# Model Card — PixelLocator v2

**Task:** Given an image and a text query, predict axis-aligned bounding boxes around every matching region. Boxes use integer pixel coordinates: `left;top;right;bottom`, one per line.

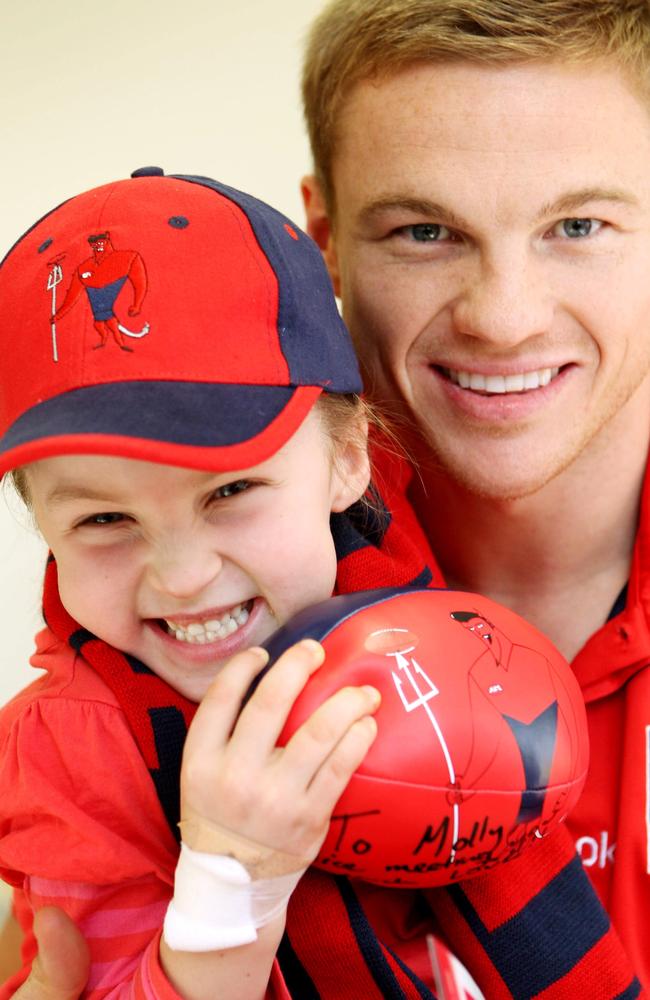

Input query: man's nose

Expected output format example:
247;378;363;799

451;250;552;349
148;538;224;600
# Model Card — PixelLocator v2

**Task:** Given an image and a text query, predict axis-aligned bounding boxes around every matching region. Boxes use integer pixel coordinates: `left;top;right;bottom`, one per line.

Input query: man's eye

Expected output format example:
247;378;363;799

552;218;602;239
406;223;451;242
80;512;125;526
213;479;251;499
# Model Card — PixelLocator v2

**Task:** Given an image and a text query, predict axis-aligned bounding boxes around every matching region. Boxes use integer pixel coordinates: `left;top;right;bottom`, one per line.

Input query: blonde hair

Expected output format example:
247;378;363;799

303;0;650;208
8;468;29;506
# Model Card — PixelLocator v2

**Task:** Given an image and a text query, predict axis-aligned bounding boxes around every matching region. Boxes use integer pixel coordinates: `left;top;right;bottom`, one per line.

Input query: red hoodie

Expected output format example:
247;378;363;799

390;433;650;990
565;461;650;989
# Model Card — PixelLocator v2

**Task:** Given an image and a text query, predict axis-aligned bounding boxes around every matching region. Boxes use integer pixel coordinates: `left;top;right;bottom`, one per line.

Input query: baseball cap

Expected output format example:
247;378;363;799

0;167;362;476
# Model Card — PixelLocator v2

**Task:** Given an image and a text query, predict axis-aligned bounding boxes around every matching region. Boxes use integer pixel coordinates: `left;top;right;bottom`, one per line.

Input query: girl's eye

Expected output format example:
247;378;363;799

551;218;603;239
405;223;452;242
213;479;251;499
79;512;125;526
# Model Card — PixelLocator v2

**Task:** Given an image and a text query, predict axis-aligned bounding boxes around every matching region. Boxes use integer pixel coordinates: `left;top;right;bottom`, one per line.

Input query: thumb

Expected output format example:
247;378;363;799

18;907;89;1000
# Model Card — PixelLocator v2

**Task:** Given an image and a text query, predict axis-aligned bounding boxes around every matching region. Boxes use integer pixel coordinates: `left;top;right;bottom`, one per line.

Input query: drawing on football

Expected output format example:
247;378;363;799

261;587;589;887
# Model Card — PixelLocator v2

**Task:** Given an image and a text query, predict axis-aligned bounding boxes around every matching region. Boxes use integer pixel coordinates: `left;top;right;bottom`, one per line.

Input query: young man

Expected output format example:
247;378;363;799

300;0;650;987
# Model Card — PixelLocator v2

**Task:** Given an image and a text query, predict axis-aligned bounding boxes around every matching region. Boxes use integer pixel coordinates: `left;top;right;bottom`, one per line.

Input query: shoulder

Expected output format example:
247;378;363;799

113;248;140;266
0;627;144;785
1;626;121;725
76;256;94;275
369;431;441;575
0;631;177;884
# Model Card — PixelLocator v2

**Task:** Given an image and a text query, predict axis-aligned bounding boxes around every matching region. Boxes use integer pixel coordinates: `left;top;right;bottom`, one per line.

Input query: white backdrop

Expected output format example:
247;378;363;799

0;0;327;707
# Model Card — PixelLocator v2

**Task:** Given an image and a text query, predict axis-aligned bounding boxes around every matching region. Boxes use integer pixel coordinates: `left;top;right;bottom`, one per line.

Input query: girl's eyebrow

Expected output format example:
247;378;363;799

45;484;122;506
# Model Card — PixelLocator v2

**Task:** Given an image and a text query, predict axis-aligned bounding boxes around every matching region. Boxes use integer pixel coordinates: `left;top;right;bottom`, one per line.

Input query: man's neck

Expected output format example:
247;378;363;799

409;406;650;662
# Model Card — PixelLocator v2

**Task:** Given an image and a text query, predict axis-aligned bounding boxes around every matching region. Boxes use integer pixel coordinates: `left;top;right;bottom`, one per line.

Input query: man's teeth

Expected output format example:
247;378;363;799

446;367;560;393
163;603;250;644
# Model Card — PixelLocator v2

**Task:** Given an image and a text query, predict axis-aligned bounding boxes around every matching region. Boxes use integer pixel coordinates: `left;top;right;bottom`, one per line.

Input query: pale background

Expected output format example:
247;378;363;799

0;0;325;920
0;0;327;706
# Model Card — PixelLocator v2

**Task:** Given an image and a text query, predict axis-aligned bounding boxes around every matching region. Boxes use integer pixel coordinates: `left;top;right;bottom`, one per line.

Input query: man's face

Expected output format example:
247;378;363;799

305;61;650;499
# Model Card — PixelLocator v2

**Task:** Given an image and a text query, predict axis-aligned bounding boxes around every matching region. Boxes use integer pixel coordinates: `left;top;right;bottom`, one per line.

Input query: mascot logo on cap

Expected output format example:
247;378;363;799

45;233;150;362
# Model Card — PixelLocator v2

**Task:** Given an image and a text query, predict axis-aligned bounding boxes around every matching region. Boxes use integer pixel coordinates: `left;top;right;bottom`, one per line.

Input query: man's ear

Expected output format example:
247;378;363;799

330;417;371;513
301;175;341;296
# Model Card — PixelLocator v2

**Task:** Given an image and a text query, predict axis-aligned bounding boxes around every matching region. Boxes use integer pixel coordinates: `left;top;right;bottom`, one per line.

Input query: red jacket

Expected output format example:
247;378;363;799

566;463;650;989
352;437;650;990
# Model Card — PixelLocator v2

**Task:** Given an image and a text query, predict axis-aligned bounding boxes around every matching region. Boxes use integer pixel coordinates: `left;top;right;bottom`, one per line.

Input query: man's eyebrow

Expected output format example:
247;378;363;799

356;188;640;232
537;187;640;220
357;196;471;231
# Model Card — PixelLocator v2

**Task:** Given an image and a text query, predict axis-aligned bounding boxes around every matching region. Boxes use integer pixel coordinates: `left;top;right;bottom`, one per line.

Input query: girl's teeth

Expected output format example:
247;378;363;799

164;603;250;643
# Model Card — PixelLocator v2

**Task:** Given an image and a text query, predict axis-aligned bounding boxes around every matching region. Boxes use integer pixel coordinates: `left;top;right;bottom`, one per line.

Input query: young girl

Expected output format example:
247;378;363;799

0;171;640;1000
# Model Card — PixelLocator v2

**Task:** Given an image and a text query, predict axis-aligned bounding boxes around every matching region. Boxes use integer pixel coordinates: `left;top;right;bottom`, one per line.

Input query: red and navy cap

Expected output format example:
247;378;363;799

0;167;362;476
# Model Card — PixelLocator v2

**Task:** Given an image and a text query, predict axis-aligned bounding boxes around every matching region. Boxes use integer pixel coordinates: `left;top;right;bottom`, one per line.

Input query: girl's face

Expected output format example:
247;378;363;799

26;410;369;701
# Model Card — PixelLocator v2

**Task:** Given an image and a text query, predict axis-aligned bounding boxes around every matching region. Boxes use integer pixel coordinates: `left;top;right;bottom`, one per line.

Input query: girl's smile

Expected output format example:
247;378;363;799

26;409;369;701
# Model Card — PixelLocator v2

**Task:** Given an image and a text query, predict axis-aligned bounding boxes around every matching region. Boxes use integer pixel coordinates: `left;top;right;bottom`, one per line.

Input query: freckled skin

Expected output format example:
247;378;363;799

306;61;650;501
26;411;368;701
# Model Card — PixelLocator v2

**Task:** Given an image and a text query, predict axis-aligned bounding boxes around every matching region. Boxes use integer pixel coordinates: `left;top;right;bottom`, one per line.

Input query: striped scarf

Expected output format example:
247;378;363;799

41;449;642;1000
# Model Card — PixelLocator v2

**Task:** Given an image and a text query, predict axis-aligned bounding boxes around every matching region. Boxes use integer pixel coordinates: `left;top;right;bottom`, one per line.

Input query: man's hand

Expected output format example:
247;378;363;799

14;908;89;1000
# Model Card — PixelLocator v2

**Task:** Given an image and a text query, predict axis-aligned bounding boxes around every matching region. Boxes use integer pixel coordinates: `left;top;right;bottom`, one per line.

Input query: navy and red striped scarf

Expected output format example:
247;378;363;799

41;450;641;1000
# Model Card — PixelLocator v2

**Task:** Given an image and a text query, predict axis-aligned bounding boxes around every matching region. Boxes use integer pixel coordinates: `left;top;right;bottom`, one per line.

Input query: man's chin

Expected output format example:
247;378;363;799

413;434;569;504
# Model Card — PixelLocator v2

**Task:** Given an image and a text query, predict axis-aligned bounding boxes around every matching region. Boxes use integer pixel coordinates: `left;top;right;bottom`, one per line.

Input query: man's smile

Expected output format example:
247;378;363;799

439;365;561;395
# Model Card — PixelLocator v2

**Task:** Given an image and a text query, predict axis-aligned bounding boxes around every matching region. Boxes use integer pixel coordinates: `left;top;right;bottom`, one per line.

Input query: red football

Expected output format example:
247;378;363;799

263;587;589;888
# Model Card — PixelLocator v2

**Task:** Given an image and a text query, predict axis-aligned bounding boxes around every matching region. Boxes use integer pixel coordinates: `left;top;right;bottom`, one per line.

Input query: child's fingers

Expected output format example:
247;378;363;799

306;714;379;816
183;646;270;759
182;641;326;827
279;684;381;790
233;639;326;761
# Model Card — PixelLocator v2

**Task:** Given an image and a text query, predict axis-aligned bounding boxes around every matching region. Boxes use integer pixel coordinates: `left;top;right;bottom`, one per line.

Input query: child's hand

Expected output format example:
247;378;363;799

179;640;380;875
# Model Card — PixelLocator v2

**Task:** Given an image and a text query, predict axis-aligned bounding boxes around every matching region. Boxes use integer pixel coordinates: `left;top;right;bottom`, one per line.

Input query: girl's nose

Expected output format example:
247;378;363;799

148;541;224;601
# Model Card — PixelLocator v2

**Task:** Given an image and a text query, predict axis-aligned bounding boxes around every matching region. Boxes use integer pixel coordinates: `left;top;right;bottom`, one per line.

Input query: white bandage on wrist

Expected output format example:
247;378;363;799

179;814;310;878
163;842;304;952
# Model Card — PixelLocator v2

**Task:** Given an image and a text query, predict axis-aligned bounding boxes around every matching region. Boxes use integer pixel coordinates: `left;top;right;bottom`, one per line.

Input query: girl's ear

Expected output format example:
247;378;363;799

330;416;371;513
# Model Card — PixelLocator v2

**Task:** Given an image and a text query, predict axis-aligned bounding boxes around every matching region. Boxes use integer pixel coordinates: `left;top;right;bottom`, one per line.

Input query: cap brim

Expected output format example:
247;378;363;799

0;381;323;475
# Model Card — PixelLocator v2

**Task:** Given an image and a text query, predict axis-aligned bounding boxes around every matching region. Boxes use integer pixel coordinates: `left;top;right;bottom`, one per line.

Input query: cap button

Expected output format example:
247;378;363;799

130;166;165;178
